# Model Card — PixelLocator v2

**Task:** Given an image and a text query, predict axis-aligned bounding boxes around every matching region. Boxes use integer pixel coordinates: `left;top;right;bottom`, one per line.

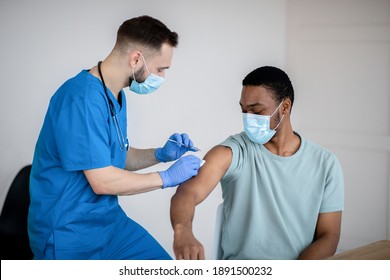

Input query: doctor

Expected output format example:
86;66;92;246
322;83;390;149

28;15;201;259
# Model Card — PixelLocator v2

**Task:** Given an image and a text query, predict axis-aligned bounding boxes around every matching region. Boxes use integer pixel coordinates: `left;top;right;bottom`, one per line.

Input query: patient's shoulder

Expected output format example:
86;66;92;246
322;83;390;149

203;145;232;170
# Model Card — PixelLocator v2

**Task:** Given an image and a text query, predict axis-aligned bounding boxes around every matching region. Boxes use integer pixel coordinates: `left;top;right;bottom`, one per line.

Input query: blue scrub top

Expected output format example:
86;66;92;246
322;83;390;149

29;70;128;257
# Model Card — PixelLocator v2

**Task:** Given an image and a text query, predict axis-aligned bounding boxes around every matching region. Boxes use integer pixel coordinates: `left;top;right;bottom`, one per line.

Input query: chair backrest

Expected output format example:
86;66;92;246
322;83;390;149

211;202;224;259
0;165;33;259
1;165;32;223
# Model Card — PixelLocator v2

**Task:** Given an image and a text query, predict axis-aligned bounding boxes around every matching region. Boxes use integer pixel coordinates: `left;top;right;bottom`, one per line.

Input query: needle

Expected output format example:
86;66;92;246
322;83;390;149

168;139;201;152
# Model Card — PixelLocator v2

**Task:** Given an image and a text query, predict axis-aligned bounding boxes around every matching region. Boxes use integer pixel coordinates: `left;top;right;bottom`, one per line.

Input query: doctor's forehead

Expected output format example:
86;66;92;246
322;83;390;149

147;46;173;70
152;43;173;60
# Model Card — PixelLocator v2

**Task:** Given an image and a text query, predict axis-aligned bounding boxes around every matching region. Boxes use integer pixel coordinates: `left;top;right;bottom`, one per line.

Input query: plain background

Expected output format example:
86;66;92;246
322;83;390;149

1;0;389;259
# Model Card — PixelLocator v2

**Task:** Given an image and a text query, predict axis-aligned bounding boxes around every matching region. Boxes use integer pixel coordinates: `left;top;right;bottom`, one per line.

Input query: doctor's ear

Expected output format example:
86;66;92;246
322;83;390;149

129;51;142;67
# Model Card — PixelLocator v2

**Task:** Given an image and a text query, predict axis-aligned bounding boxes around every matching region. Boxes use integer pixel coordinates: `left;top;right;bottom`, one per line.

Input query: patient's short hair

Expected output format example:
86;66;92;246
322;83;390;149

242;66;294;109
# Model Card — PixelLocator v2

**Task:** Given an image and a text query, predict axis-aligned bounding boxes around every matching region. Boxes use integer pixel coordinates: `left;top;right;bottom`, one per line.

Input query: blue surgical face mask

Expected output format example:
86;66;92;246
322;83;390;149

129;54;165;94
243;101;284;144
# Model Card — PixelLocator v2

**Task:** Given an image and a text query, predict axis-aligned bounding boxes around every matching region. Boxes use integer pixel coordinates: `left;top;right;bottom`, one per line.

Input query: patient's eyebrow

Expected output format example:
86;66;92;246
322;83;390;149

239;101;265;109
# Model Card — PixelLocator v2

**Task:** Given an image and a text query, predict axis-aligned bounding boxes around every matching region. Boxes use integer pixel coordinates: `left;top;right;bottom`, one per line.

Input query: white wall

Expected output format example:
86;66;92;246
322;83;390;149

0;0;286;259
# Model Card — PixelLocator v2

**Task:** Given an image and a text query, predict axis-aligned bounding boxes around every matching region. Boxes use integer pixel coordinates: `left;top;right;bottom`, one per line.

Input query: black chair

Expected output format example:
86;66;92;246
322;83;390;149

0;165;33;259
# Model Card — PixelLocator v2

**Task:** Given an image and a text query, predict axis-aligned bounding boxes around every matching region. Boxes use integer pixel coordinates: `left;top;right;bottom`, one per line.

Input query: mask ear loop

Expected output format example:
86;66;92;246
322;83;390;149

140;53;151;75
270;100;284;117
271;100;285;131
131;67;137;83
130;52;150;83
273;114;285;131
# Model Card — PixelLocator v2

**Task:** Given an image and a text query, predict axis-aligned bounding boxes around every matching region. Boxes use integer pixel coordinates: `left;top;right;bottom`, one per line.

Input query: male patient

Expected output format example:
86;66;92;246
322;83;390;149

170;66;344;260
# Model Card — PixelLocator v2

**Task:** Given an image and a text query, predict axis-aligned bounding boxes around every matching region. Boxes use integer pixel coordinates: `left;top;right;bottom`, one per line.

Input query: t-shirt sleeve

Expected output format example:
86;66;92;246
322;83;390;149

53;97;112;171
219;134;245;181
320;154;345;213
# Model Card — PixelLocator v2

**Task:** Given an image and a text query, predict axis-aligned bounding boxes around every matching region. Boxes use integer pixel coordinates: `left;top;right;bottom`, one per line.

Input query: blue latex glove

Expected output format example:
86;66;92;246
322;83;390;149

159;155;201;188
155;133;198;162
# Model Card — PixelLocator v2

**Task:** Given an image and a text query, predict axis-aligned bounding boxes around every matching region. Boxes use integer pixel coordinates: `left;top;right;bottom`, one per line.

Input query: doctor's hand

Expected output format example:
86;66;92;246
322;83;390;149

155;133;198;163
159;155;201;188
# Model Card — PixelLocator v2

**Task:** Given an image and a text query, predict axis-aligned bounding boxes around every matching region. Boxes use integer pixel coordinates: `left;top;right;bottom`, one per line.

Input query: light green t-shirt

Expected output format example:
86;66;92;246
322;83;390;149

219;132;344;260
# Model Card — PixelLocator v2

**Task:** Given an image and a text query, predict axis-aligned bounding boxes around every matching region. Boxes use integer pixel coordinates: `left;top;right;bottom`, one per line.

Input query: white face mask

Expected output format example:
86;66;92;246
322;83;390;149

243;101;284;144
129;54;165;94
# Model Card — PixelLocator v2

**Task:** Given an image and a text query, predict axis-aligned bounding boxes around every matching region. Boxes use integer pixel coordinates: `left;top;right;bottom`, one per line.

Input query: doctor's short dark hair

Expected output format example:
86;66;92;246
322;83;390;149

242;66;294;109
116;15;179;52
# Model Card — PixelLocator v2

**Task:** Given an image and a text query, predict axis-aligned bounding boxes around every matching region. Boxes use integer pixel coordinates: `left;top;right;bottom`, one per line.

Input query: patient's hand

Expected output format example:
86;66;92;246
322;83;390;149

173;230;205;260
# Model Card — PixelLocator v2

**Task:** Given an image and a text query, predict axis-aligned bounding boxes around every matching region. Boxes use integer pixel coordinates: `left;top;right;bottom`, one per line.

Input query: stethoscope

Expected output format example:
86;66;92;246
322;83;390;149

97;61;129;151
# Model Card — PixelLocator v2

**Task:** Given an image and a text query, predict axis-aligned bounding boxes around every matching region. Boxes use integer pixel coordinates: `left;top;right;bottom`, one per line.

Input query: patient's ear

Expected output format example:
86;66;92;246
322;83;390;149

282;99;292;114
